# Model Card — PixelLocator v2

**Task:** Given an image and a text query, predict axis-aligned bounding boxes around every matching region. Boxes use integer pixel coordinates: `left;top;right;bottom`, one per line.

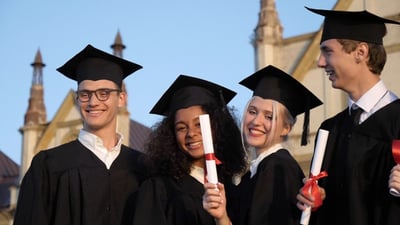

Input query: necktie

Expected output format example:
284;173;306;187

350;106;363;126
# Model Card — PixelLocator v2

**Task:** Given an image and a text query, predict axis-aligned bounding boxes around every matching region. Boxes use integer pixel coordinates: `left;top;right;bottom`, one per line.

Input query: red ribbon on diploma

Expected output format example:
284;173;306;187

393;140;400;164
205;153;222;164
301;171;328;211
204;153;221;183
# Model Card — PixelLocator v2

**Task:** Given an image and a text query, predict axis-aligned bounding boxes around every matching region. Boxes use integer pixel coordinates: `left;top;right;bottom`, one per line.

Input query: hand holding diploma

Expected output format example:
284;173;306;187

199;114;220;184
300;129;329;225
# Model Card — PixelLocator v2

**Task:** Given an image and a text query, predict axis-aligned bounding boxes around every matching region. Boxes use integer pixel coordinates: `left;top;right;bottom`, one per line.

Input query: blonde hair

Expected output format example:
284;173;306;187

240;96;296;160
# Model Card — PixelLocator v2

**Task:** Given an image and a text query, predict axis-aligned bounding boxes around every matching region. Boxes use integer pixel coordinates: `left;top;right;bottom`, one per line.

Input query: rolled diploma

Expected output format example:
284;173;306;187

199;114;219;184
300;129;329;225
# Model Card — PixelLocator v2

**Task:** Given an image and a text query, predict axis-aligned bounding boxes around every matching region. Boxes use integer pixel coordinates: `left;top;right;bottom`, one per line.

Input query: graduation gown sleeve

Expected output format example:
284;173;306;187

13;150;50;225
234;149;304;225
133;175;215;225
310;100;400;225
132;177;169;225
13;140;154;225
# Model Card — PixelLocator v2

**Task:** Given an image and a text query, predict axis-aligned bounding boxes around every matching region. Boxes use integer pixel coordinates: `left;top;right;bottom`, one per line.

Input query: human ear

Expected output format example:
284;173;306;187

355;42;368;63
118;91;127;107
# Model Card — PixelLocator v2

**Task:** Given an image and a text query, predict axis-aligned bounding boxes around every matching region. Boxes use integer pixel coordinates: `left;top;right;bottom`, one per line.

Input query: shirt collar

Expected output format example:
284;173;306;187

78;129;123;152
250;143;283;178
348;80;387;113
190;165;205;184
78;130;124;169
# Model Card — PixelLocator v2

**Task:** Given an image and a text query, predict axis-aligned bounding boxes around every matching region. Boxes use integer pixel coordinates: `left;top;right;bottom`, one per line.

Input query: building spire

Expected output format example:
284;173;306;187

111;29;126;58
31;49;45;85
256;0;282;37
252;0;284;69
111;31;131;146
24;48;47;125
110;30;129;110
111;30;127;93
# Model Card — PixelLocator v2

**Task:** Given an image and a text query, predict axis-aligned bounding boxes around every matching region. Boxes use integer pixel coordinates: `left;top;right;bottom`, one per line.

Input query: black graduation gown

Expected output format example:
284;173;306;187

13;140;154;225
230;149;304;225
133;174;216;225
309;100;400;225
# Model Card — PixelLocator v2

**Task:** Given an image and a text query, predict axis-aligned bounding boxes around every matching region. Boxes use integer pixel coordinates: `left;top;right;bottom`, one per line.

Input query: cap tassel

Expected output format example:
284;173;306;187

301;98;311;146
301;109;310;146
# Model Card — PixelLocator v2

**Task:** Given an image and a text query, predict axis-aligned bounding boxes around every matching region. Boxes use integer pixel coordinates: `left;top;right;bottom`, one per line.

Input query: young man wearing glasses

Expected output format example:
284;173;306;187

13;44;155;225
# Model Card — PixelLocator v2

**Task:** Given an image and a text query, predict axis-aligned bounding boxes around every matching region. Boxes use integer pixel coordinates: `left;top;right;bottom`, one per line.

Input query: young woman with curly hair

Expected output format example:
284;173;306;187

133;74;247;225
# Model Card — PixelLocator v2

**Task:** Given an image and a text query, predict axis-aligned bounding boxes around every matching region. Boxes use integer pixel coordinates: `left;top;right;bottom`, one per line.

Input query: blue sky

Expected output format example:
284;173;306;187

0;0;336;163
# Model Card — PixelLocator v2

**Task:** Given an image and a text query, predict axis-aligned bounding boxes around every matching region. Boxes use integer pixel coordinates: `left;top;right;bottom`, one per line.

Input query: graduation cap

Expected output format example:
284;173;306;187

239;65;323;146
306;7;400;44
56;44;142;88
150;75;236;116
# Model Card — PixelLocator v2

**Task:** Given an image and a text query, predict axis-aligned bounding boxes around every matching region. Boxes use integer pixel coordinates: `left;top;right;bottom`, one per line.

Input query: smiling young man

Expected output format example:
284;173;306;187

296;7;400;225
13;44;155;225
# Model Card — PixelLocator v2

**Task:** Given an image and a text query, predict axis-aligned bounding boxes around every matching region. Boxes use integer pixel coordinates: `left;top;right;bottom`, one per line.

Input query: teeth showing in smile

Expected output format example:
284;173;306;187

250;128;265;135
326;71;333;76
87;110;103;115
188;141;202;147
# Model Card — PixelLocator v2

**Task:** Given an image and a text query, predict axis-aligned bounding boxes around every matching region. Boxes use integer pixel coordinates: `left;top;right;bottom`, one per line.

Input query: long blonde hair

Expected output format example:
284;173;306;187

240;96;296;160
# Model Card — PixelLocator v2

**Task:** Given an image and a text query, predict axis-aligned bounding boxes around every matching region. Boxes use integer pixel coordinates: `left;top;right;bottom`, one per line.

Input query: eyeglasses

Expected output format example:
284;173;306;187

76;88;121;102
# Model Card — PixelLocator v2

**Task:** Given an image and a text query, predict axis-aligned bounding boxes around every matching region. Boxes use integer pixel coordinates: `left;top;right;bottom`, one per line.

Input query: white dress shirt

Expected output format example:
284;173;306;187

190;165;205;184
78;129;123;169
349;80;398;124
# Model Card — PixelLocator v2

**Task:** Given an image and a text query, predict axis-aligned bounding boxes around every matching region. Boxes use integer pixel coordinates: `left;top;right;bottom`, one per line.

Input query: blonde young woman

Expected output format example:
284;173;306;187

203;65;322;225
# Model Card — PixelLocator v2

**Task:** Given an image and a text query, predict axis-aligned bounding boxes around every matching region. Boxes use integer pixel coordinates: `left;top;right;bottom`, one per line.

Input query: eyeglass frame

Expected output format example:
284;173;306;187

76;88;122;102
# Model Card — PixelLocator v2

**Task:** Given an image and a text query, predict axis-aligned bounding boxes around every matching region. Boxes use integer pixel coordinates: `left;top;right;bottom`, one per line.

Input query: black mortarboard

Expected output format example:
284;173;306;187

306;7;400;44
239;65;323;145
56;44;142;88
150;75;236;116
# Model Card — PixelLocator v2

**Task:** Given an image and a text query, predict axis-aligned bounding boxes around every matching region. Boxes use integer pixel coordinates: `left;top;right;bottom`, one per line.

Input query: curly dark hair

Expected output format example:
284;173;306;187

144;103;247;181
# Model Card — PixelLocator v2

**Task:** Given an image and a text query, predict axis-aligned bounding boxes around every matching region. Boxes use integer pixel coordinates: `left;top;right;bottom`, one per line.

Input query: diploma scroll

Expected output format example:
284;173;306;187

390;140;400;197
300;129;329;225
199;114;219;184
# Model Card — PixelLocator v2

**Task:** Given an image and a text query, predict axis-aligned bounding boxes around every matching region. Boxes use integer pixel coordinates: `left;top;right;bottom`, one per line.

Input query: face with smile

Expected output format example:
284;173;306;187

243;97;290;154
318;39;361;92
77;79;124;135
174;105;205;167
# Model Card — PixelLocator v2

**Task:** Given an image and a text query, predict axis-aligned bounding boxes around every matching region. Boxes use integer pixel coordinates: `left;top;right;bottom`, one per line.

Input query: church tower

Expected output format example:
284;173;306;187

111;30;131;147
253;0;283;70
20;49;47;175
